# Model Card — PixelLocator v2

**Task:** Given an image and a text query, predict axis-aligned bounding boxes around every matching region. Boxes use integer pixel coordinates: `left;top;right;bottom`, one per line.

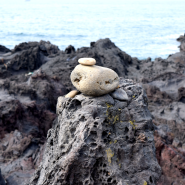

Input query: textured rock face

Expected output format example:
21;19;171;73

0;130;46;185
0;169;6;185
126;36;185;184
1;35;185;184
71;64;119;96
28;78;161;185
0;41;66;184
0;38;132;184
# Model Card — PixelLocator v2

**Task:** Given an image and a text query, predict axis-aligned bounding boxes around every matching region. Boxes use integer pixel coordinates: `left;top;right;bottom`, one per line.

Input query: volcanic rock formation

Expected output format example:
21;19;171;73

28;78;161;185
0;41;67;185
126;35;185;185
0;35;185;185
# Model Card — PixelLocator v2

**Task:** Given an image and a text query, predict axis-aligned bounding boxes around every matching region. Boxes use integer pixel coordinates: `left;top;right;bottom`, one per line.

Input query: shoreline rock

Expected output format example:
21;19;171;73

0;35;185;184
28;78;161;185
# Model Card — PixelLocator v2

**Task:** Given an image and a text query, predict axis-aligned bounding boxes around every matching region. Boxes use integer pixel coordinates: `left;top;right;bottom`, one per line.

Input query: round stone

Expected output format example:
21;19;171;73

110;88;128;101
65;90;79;98
70;64;119;96
78;58;96;66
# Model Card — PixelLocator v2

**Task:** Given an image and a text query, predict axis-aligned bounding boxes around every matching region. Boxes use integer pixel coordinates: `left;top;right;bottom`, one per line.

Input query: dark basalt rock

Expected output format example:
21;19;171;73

0;38;132;185
1;35;185;184
0;40;59;78
28;78;161;185
125;35;185;184
65;45;76;54
0;169;6;185
0;45;11;53
0;41;67;184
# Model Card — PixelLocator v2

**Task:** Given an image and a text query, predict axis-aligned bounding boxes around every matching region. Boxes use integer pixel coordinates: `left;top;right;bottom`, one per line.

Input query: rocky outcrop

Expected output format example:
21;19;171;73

0;40;59;78
0;45;11;53
0;41;67;184
155;130;185;185
0;130;45;185
28;78;161;185
125;35;185;184
0;38;132;185
1;35;185;184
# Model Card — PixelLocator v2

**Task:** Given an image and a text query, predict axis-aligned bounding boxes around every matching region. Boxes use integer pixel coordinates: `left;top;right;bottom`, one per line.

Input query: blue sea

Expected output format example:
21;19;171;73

0;0;185;59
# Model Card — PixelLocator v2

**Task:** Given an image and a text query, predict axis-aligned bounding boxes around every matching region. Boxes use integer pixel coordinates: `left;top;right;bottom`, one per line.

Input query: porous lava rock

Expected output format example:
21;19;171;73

125;35;185;184
0;130;45;185
0;41;67;184
1;35;185;184
28;78;161;185
0;38;132;185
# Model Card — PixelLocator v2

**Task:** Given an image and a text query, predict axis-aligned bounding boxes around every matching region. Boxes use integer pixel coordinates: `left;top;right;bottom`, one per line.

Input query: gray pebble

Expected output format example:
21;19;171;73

110;88;128;101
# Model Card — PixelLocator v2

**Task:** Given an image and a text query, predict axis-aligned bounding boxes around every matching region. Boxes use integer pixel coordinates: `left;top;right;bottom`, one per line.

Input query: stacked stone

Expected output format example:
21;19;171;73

68;58;128;101
70;58;119;97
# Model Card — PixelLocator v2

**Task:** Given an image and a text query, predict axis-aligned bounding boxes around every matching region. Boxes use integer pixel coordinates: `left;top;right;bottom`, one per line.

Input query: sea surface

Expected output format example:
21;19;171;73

0;0;185;59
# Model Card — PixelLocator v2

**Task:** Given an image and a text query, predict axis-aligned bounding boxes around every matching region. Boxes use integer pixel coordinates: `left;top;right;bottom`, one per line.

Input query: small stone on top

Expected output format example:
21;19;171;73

78;58;96;66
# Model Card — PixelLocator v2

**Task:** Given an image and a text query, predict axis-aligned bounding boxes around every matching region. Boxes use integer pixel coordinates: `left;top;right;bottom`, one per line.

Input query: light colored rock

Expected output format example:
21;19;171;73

182;143;185;151
78;58;96;66
65;90;78;98
110;88;128;101
172;138;181;148
70;64;119;96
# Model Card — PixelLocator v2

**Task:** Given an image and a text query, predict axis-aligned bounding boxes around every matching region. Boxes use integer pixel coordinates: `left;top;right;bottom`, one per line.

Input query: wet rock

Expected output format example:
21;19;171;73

28;78;161;185
71;64;119;96
110;88;128;101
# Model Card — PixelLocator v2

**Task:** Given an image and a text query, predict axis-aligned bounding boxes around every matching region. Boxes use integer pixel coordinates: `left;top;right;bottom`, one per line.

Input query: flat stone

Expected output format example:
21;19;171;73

70;64;119;96
65;90;78;98
110;88;128;101
78;58;96;66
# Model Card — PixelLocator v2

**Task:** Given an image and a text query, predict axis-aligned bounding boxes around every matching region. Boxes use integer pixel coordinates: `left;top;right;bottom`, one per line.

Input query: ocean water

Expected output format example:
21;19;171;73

0;0;185;59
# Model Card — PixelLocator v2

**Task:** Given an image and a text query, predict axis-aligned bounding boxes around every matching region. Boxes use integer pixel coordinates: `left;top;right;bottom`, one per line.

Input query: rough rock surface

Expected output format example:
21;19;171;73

0;41;67;184
0;38;132;185
126;35;185;184
1;35;185;184
28;78;161;185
